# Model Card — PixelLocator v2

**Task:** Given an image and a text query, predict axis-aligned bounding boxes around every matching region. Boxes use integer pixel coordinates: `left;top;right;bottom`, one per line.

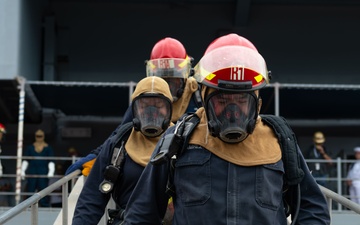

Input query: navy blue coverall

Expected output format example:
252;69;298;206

71;92;202;224
123;126;331;225
72;123;144;224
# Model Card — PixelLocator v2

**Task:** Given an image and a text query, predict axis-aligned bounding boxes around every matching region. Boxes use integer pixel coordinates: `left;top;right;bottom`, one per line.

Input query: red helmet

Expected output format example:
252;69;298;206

150;37;187;59
146;37;192;79
204;33;258;54
0;123;6;134
194;33;269;92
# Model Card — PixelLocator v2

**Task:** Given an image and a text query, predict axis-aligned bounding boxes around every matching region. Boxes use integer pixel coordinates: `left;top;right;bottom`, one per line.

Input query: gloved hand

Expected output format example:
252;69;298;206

65;153;97;175
47;161;55;177
82;157;96;176
21;160;29;180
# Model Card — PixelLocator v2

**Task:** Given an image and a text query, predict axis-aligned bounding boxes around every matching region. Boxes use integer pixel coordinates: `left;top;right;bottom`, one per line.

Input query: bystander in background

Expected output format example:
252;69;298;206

347;146;360;204
303;131;333;187
21;129;55;207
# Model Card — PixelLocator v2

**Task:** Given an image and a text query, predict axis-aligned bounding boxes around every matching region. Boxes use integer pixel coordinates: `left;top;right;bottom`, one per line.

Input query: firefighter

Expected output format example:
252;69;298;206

65;37;202;176
122;33;330;225
72;76;173;225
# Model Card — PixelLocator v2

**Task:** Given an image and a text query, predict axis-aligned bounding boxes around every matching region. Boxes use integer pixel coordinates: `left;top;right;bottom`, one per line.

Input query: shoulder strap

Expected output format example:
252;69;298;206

109;122;133;166
99;122;134;196
178;113;201;153
151;113;200;165
156;113;200;197
260;114;304;185
111;122;134;145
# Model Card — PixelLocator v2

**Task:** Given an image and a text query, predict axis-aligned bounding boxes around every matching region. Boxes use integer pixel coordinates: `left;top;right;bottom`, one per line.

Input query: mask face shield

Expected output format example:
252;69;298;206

132;95;172;137
206;91;258;143
146;58;191;79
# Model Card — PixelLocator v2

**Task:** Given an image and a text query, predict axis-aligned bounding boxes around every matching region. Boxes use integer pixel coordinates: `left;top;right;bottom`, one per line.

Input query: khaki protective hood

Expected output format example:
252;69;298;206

171;77;199;122
189;108;281;166
126;76;174;166
131;76;173;102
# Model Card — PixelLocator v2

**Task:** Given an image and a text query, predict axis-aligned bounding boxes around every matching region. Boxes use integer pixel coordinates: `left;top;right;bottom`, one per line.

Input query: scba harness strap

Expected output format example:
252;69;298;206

99;122;133;225
151;113;200;165
99;122;133;194
260;114;304;186
260;114;304;224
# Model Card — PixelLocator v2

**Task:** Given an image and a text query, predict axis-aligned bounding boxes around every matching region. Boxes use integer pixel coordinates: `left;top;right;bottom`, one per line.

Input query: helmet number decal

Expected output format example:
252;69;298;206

158;59;175;69
230;67;244;80
204;67;266;90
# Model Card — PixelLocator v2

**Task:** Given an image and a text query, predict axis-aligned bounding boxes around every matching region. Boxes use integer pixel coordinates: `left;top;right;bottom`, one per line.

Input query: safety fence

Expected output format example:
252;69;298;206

1;156;359;208
26;80;360;118
0;155;79;207
0;169;81;224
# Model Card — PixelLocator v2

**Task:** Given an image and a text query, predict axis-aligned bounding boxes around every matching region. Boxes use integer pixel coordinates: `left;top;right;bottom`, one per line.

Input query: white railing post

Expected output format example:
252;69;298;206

31;202;39;225
15;76;26;205
62;181;69;225
337;157;343;211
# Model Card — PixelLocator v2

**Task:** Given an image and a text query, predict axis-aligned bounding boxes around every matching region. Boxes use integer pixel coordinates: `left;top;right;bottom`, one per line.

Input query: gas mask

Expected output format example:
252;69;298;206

132;95;172;137
206;91;258;143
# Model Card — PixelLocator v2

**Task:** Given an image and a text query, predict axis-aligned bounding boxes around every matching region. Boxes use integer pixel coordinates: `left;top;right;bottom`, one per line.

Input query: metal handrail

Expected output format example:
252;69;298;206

319;185;360;214
0;170;81;225
1;156;360;224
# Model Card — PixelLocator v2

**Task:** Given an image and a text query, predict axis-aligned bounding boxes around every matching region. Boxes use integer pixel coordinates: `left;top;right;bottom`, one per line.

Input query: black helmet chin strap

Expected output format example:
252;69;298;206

174;79;186;101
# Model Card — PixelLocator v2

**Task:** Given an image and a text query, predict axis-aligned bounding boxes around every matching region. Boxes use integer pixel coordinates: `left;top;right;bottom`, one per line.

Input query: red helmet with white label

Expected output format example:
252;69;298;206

146;37;193;101
146;37;192;79
194;33;269;92
0;123;6;134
